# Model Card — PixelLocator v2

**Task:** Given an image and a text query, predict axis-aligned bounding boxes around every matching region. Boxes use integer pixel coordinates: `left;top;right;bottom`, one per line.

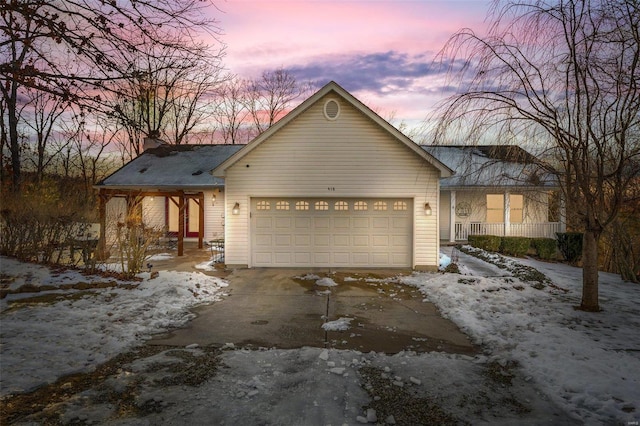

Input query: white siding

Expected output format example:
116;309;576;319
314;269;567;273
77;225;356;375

206;189;226;240
224;95;440;269
106;190;226;244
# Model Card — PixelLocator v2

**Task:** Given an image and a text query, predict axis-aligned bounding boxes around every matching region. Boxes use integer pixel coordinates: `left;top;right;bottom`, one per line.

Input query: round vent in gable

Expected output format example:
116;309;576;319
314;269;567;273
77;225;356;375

323;99;340;120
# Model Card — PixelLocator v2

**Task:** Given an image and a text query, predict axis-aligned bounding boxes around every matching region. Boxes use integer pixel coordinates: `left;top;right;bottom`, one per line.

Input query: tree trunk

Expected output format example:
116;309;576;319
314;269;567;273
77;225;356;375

581;229;601;312
7;81;21;192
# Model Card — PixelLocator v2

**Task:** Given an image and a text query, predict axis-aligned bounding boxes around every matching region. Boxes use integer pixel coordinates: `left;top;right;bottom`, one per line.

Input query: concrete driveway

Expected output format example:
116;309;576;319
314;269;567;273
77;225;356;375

151;268;476;354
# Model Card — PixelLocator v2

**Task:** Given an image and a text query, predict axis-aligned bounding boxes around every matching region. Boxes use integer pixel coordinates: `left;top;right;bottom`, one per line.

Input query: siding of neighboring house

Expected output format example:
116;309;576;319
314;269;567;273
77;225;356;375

223;94;441;269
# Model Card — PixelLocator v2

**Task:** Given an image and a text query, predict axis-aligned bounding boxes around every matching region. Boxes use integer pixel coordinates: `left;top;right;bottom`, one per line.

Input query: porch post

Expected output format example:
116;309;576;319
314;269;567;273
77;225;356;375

178;190;185;256
504;191;511;236
449;191;456;242
96;189;108;260
198;192;205;249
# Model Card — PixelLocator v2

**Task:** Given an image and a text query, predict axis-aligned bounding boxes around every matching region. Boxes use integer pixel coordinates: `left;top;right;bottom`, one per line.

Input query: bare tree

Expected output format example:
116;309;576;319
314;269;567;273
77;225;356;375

215;77;251;144
108;43;225;158
0;0;222;191
20;89;71;182
245;68;312;137
433;0;640;311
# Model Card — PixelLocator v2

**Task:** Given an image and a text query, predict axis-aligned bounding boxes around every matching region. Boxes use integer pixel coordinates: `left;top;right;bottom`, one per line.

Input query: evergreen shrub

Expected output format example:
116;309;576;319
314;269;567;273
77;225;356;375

467;235;501;252
556;232;583;263
532;238;557;260
500;236;531;257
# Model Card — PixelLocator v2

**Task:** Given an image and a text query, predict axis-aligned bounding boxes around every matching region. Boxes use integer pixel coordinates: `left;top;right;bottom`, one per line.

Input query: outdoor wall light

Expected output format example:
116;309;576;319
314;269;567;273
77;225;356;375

232;202;240;215
424;202;432;216
211;193;216;206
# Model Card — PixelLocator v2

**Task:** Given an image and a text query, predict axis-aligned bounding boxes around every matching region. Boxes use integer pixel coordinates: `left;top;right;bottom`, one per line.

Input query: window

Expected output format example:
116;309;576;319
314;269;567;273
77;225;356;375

276;201;290;210
393;201;407;211
510;194;524;223
257;201;270;210
315;201;329;211
486;194;504;223
373;201;387;211
354;201;368;211
295;201;309;211
334;201;349;211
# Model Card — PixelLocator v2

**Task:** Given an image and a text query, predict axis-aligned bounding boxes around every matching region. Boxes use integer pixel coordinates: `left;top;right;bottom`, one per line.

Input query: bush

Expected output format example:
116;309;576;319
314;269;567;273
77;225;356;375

467;234;501;252
532;238;557;260
556;232;583;263
500;236;531;257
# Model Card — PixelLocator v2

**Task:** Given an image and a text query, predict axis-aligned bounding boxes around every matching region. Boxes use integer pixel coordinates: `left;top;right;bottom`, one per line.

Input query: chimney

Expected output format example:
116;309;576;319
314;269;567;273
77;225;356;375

142;137;165;151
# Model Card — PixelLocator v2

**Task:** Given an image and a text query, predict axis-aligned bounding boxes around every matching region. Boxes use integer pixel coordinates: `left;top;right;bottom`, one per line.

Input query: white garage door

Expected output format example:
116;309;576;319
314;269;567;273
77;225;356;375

251;198;413;267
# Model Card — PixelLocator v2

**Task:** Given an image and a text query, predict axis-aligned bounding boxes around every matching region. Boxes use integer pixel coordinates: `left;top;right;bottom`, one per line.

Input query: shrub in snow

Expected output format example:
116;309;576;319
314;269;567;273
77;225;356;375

467;235;501;252
556;232;583;263
499;236;531;257
532;238;557;260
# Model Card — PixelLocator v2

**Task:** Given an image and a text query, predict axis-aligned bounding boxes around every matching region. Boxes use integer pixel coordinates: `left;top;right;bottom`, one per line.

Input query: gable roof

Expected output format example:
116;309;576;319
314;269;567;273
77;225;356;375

96;144;244;189
212;81;453;178
421;145;558;189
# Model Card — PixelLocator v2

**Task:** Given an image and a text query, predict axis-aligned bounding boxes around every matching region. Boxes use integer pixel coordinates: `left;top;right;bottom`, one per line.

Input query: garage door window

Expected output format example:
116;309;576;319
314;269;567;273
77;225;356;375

335;201;349;211
374;201;387;211
315;201;329;210
257;201;271;210
354;201;368;210
276;201;290;210
295;201;310;210
393;201;408;211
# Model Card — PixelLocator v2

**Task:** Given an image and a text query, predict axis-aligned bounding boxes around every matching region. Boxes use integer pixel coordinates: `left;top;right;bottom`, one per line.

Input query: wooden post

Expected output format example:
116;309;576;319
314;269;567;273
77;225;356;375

178;191;185;256
96;189;108;260
198;192;205;249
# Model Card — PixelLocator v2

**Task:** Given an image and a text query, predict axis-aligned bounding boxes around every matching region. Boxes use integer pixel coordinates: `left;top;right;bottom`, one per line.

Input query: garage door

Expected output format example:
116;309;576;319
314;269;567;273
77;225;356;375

251;198;412;267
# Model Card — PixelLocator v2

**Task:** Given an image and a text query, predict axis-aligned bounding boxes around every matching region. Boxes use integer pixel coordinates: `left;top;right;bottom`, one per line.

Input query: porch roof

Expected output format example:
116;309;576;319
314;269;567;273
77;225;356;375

96;144;244;189
421;145;558;189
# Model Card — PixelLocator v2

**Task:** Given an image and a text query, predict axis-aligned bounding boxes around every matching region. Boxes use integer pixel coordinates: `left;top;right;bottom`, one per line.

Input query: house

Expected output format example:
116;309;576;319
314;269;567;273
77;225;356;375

95;144;243;255
95;81;563;269
422;145;564;242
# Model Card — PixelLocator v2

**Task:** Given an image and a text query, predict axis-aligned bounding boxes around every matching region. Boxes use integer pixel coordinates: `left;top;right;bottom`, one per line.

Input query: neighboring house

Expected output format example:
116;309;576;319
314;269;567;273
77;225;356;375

422;145;564;242
96;82;562;268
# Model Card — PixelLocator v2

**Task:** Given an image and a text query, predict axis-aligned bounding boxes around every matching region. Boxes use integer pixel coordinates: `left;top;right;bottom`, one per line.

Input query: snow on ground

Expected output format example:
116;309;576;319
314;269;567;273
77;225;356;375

322;317;354;331
2;252;640;425
0;256;228;396
403;249;640;424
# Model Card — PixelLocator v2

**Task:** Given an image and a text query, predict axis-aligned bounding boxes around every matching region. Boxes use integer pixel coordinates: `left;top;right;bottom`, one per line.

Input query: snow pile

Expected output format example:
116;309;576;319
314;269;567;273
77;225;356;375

316;277;338;287
322;317;353;331
0;257;228;396
439;252;452;270
402;253;640;424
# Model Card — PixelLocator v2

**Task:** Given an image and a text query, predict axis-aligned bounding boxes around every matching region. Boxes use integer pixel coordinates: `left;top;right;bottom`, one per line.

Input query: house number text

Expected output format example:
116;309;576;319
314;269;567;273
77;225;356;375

327;187;336;191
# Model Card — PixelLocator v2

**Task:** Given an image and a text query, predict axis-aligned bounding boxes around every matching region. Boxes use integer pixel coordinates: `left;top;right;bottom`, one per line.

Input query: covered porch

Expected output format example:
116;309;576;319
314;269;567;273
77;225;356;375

96;188;206;258
440;189;565;242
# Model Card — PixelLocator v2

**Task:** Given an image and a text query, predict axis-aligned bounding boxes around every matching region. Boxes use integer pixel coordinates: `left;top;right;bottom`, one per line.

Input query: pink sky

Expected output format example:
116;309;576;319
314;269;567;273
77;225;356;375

212;0;491;129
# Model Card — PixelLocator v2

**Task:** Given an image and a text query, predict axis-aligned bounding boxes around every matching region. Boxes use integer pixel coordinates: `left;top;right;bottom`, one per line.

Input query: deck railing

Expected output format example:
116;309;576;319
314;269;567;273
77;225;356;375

454;222;561;240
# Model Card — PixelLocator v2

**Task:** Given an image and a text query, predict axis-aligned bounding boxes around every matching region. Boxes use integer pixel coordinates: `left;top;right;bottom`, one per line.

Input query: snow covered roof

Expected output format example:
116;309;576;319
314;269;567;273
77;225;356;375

97;144;244;189
421;145;558;189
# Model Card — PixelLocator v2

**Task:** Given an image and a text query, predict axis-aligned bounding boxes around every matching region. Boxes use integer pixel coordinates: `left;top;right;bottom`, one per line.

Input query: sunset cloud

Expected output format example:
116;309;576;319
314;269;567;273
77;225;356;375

214;0;492;126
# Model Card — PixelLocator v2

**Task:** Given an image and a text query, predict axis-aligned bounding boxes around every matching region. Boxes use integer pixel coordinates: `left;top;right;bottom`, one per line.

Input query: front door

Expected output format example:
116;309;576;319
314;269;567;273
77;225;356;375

166;197;200;237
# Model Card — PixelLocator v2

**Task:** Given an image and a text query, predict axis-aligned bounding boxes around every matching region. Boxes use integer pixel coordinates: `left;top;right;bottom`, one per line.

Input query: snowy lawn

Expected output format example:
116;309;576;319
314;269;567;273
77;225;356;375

0;256;228;396
1;252;639;425
403;248;640;424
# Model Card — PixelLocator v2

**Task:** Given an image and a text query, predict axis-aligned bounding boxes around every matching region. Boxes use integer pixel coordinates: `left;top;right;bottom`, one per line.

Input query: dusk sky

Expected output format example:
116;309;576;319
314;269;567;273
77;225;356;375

213;0;492;129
